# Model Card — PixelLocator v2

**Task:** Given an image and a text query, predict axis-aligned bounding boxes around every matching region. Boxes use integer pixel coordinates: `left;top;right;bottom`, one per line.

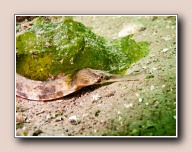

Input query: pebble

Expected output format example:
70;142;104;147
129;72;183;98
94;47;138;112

142;66;147;69
152;67;158;71
55;116;64;122
163;35;172;41
150;85;155;91
135;93;140;97
118;24;140;37
139;98;143;103
69;115;77;120
117;111;122;115
162;84;166;88
46;114;51;121
162;48;169;52
16;113;26;124
68;115;80;125
124;103;133;108
92;94;101;101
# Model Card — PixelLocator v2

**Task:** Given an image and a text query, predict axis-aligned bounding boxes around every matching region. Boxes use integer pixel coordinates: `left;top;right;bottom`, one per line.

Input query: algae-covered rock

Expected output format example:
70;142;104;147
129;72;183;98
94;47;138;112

16;17;149;81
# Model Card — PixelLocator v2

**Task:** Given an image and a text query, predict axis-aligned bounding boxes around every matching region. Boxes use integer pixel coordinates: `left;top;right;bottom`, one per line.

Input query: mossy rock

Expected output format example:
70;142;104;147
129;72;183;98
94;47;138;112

16;17;149;81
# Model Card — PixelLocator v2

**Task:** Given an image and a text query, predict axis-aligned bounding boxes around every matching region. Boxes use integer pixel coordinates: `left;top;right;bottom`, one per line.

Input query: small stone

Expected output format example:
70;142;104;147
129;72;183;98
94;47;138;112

150;85;155;91
139;98;143;103
45;42;51;47
92;94;101;101
117;111;122;115
152;67;158;71
82;113;88;117
60;59;63;63
16;113;26;124
162;48;169;52
153;100;159;107
69;116;80;125
118;24;140;37
124;103;133;108
162;84;166;88
70;57;74;64
22;126;26;131
55;116;64;122
142;66;147;69
135;93;140;97
46;114;51;121
163;35;172;41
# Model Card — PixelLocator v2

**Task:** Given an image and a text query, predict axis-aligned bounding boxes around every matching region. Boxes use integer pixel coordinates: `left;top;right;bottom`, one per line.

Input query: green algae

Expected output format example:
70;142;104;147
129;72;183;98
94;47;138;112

16;17;149;80
16;54;52;81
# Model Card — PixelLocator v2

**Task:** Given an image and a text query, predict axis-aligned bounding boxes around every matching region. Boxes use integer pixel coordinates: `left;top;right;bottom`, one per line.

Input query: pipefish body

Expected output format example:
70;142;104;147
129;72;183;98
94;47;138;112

16;68;146;101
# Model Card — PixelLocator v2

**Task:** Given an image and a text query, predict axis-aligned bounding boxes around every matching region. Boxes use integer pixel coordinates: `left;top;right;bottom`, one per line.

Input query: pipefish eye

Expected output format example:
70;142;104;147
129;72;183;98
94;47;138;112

100;73;106;80
96;75;103;83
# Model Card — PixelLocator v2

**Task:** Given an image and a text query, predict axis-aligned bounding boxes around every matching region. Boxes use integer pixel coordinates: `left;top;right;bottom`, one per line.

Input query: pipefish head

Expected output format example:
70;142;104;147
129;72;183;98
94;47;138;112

71;68;112;89
82;68;148;84
71;68;147;91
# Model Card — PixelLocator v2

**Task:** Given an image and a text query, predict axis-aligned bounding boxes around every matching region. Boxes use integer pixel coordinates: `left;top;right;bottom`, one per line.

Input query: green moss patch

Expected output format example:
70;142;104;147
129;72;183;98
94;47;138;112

16;17;149;80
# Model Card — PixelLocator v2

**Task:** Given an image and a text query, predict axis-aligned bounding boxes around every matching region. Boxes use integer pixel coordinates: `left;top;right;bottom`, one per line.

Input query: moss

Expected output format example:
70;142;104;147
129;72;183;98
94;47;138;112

16;17;149;80
103;114;176;136
16;54;52;80
23;132;28;136
102;81;176;136
146;75;155;79
16;123;24;129
55;112;63;117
